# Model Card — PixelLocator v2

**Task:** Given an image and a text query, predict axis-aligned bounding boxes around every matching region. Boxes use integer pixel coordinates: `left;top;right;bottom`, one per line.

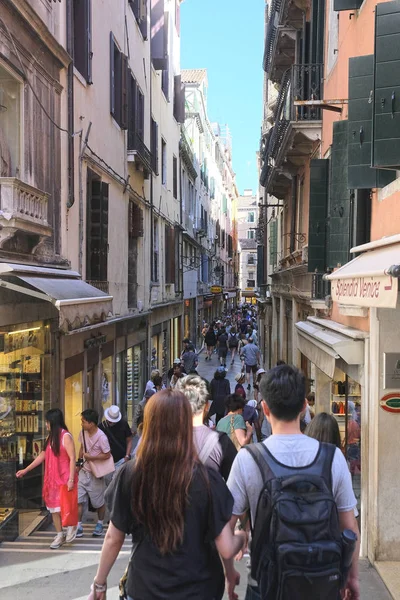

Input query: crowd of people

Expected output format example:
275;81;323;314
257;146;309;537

15;304;360;600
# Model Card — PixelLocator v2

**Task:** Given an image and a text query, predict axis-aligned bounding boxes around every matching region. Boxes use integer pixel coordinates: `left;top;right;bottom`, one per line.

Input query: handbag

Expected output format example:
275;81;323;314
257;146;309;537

82;429;115;479
60;483;78;527
229;415;242;451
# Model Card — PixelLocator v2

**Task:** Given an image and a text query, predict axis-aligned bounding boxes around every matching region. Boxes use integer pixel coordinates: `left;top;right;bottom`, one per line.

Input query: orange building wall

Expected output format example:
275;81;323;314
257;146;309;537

330;302;370;332
371;189;400;240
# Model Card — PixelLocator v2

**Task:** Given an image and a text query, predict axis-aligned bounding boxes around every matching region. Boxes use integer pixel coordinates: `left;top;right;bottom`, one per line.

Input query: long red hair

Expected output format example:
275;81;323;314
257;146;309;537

132;389;197;554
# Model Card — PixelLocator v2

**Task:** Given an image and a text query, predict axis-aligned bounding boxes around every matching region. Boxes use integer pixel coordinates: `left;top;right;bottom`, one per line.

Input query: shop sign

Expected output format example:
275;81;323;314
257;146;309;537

331;275;398;308
245;287;255;291
380;393;400;413
210;286;222;294
84;335;107;349
384;353;400;389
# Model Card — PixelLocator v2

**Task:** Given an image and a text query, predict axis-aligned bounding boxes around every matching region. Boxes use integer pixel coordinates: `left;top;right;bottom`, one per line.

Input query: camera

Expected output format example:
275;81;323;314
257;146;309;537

76;458;84;468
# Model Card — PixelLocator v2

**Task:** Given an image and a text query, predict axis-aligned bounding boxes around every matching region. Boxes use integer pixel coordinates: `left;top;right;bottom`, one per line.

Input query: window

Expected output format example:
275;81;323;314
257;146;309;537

86;169;109;282
110;33;128;129
247;254;255;265
247;230;255;239
162;64;169;100
152;218;159;282
151;118;159;174
165;226;176;284
161;139;167;185
173;155;178;199
247;279;256;288
247;211;255;223
188;181;194;217
128;0;148;39
222;195;228;214
73;0;92;83
128;200;144;238
248;271;255;280
0;63;21;177
128;76;145;149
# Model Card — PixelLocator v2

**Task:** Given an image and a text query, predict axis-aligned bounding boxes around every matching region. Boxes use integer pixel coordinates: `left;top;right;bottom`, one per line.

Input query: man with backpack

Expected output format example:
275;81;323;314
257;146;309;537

226;364;360;600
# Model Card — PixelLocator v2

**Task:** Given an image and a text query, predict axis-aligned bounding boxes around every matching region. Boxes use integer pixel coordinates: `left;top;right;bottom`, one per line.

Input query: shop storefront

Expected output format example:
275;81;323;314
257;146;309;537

183;298;196;343
325;234;400;587
0;262;112;541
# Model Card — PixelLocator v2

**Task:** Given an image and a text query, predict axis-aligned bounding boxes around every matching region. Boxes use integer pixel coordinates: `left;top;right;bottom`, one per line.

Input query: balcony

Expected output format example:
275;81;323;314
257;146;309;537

86;280;110;294
179;130;198;181
0;178;52;247
311;272;331;301
263;0;305;83
127;131;153;176
260;64;323;198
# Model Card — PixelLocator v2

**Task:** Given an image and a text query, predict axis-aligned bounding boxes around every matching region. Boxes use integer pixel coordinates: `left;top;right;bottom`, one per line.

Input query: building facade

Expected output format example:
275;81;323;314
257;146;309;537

258;0;400;589
237;190;259;304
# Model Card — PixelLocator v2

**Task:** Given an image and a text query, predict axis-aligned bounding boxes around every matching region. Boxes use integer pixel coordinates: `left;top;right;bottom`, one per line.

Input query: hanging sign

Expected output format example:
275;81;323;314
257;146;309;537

380;393;400;413
210;286;222;294
331;275;398;308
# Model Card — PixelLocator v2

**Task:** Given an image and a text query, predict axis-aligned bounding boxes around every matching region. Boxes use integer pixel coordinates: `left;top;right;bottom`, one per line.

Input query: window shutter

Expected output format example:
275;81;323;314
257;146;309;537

173;156;178;199
334;0;362;11
165;225;171;283
269;219;277;270
110;32;116;117
151;0;167;70
129;201;144;237
308;159;329;273
137;89;144;139
100;182;109;282
372;1;400;169
173;75;185;123
121;54;129;130
86;0;93;83
170;227;176;284
328;121;351;269
348;55;395;188
128;75;137;150
222;195;227;214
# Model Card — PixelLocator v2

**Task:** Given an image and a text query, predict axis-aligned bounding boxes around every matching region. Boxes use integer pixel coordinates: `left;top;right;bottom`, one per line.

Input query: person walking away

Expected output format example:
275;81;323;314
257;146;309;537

305;412;342;449
254;368;271;440
132;388;156;441
217;394;253;450
201;323;209;351
176;374;237;480
234;372;246;399
144;370;161;398
16;408;77;549
181;343;198;374
217;328;229;368
99;405;132;483
204;325;217;361
87;389;246;600
77;409;113;538
226;364;360;600
209;367;231;424
240;337;261;391
169;362;185;388
228;329;239;365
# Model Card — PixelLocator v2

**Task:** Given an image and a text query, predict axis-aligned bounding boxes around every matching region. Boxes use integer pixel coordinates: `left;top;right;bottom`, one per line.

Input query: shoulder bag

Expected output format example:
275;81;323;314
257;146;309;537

229;415;242;451
82;429;115;479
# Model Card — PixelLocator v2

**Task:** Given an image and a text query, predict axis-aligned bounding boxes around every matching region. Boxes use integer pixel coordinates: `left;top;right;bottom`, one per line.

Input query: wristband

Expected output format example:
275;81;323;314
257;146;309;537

92;580;107;593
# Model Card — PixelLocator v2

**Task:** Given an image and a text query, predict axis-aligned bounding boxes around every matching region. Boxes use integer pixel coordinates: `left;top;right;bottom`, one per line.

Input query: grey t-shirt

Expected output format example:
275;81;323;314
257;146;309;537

241;343;259;366
193;425;223;472
227;434;357;525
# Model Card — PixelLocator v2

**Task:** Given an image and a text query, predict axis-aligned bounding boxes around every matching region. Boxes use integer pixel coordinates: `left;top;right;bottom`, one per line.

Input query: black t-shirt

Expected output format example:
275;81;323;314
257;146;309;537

106;462;233;600
98;419;132;462
217;333;228;349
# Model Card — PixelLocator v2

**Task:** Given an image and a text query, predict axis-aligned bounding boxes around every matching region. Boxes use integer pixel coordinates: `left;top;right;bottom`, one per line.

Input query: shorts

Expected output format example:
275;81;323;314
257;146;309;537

218;349;228;359
245;364;258;374
47;506;61;513
78;469;106;509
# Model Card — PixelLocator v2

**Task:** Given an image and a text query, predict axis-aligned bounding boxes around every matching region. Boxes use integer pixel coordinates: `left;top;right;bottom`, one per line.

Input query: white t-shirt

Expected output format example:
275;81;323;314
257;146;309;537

227;434;357;526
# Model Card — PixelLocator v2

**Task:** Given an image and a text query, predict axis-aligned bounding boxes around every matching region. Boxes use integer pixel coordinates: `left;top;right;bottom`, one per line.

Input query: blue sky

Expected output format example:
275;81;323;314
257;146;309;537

180;0;265;196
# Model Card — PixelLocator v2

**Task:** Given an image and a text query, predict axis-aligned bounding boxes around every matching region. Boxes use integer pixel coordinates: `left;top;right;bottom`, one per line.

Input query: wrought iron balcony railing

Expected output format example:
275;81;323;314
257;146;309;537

311;273;331;301
180;131;197;180
128;131;153;174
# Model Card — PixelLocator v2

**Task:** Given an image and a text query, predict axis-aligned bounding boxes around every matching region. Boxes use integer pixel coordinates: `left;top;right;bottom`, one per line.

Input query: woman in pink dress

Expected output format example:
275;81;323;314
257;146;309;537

16;408;77;549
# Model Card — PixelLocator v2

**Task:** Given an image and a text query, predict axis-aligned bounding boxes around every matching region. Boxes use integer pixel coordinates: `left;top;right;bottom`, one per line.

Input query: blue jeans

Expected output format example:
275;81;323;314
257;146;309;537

244;584;262;600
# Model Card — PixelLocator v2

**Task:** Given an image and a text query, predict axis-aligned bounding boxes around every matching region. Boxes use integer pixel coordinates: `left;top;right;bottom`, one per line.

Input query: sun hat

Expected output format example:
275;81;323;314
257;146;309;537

235;372;245;382
256;368;266;377
173;358;182;365
104;405;122;423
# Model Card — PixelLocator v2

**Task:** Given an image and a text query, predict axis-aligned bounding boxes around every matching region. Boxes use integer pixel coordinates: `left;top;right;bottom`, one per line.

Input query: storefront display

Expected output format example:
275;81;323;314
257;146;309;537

0;321;50;537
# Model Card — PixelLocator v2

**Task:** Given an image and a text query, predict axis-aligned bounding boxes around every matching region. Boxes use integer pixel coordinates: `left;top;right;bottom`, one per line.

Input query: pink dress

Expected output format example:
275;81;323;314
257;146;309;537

42;429;73;510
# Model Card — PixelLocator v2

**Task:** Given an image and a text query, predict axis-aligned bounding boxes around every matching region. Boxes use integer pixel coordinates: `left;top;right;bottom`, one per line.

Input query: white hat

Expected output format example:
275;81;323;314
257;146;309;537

173;358;182;365
104;405;122;423
256;368;266;377
235;372;245;382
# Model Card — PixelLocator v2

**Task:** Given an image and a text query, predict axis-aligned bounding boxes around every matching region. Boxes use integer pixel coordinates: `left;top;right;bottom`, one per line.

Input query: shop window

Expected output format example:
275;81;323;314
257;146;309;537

86;169;109;282
64;372;83;449
73;0;92;83
0;63;22;177
101;356;113;410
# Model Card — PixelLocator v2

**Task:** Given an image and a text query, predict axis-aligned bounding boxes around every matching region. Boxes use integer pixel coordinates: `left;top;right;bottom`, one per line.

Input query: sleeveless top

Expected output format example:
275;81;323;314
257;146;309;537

42;429;73;508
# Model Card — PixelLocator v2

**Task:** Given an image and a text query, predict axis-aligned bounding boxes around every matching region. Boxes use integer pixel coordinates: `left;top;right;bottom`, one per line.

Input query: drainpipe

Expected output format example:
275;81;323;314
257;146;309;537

66;0;75;208
290;176;297;254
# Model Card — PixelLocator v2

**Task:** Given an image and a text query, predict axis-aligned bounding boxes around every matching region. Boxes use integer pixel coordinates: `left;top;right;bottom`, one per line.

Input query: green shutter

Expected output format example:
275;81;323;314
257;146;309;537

222;195;228;214
373;0;400;169
308;159;329;273
269;219;277;270
348;55;395;188
334;0;362;11
257;245;264;286
328;121;351;269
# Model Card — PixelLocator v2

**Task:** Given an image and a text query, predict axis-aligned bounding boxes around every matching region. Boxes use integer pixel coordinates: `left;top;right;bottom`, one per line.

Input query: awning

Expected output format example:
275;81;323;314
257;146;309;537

326;235;400;308
0;263;113;333
295;319;365;378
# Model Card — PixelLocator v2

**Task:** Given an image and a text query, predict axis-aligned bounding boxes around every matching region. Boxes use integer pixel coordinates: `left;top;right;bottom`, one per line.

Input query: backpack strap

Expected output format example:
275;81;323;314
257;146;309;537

198;431;220;464
316;441;336;492
245;443;275;484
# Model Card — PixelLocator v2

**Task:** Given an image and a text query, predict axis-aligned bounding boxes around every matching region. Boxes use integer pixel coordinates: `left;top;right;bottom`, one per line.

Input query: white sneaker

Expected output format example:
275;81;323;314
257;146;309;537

50;532;66;549
65;526;78;543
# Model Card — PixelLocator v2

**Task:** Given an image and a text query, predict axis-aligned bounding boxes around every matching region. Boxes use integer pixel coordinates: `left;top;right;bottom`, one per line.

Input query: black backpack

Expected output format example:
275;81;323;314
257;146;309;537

246;442;343;600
